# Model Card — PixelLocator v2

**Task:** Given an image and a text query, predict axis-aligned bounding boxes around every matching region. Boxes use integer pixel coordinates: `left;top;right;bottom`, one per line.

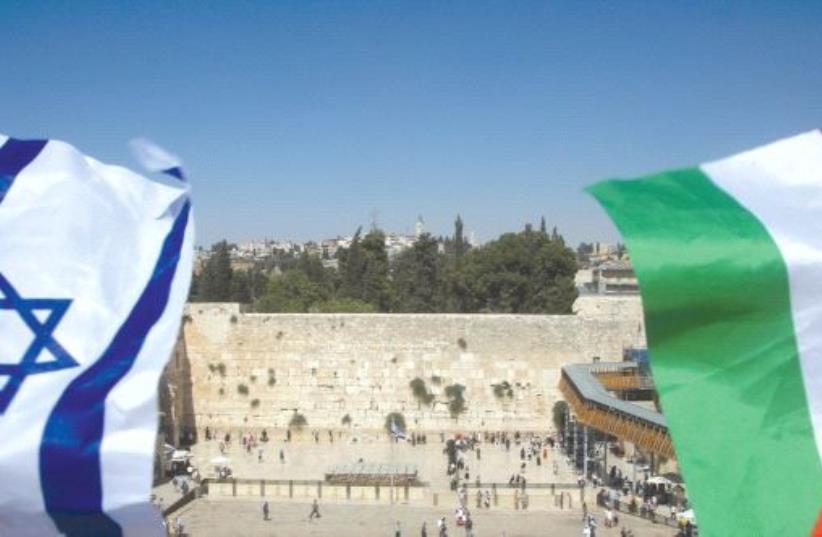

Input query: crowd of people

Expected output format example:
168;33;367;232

180;425;694;536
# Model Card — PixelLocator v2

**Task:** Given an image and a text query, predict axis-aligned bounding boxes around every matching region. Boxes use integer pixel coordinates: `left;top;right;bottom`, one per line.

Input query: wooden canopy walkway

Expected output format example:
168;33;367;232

559;362;675;459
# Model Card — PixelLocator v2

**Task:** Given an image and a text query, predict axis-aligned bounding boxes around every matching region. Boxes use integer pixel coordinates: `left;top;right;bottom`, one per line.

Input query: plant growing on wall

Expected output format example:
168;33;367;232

250;398;260;408
249;374;257;383
341;414;352;426
216;363;226;377
457;337;467;350
384;412;406;434
237;383;249;396
289;412;308;430
445;384;467;418
267;368;276;386
492;381;514;399
430;375;443;386
409;377;435;407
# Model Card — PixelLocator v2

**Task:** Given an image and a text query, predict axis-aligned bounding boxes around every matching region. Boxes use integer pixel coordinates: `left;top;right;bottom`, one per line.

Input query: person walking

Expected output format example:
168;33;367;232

262;501;269;521
437;516;447;537
308;498;321;522
394;521;402;537
421;521;428;537
464;515;474;537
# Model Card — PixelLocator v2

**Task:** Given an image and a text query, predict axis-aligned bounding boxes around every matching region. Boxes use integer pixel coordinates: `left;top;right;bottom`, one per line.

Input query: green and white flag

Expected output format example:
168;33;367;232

589;131;822;537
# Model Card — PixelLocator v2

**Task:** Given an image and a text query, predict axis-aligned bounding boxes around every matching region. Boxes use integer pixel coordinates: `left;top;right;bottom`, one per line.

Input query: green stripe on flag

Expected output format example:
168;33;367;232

589;168;822;536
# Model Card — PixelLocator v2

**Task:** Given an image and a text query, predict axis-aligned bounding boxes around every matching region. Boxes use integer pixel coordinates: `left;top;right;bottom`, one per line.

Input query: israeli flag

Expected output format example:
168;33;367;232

0;134;193;536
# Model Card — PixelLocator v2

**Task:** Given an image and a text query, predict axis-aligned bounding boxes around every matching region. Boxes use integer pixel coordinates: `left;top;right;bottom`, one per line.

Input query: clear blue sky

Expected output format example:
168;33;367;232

2;1;821;247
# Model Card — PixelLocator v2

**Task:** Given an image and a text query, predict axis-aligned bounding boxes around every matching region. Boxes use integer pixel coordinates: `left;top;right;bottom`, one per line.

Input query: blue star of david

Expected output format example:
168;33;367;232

0;273;78;414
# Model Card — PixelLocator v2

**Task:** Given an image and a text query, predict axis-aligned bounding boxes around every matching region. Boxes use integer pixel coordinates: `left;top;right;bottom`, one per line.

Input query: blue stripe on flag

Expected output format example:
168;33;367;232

163;166;185;181
39;200;191;537
0;138;48;204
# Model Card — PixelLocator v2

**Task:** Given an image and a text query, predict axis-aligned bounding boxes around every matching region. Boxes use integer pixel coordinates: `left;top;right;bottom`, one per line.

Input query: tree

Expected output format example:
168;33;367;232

539;216;547;236
198;241;233;301
338;228;391;311
188;271;201;301
337;227;365;299
359;229;392;311
254;251;334;312
230;270;251;303
551;226;563;244
295;251;329;286
616;242;627;259
309;298;376;313
454;215;467;258
391;233;444;312
576;242;594;264
255;269;331;313
453;227;578;313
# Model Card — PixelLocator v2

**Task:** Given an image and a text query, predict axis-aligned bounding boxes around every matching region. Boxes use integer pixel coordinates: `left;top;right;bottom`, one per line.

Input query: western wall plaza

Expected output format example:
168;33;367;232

155;288;687;536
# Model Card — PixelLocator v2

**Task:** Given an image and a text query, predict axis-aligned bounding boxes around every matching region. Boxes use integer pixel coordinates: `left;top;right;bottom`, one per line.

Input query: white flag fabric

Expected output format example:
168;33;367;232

0;134;193;536
128;137;185;180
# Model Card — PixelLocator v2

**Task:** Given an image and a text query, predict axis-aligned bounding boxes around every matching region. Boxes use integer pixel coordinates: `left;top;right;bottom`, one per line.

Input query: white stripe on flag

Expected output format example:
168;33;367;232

702;130;822;464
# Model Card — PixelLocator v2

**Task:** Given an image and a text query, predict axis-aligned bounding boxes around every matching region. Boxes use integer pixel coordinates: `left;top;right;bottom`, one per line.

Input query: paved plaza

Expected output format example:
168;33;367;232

157;431;682;536
172;499;678;537
186;430;580;489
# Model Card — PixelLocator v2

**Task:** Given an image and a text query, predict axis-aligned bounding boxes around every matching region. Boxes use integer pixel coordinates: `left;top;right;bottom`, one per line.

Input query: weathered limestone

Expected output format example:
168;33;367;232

170;296;645;436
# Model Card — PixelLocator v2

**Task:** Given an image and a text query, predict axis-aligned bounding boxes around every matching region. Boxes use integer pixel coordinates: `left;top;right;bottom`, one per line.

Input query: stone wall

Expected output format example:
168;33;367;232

171;296;645;436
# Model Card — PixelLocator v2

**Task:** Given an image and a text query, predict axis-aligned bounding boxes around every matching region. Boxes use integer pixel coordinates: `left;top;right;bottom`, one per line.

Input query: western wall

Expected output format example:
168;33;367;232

166;295;645;440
